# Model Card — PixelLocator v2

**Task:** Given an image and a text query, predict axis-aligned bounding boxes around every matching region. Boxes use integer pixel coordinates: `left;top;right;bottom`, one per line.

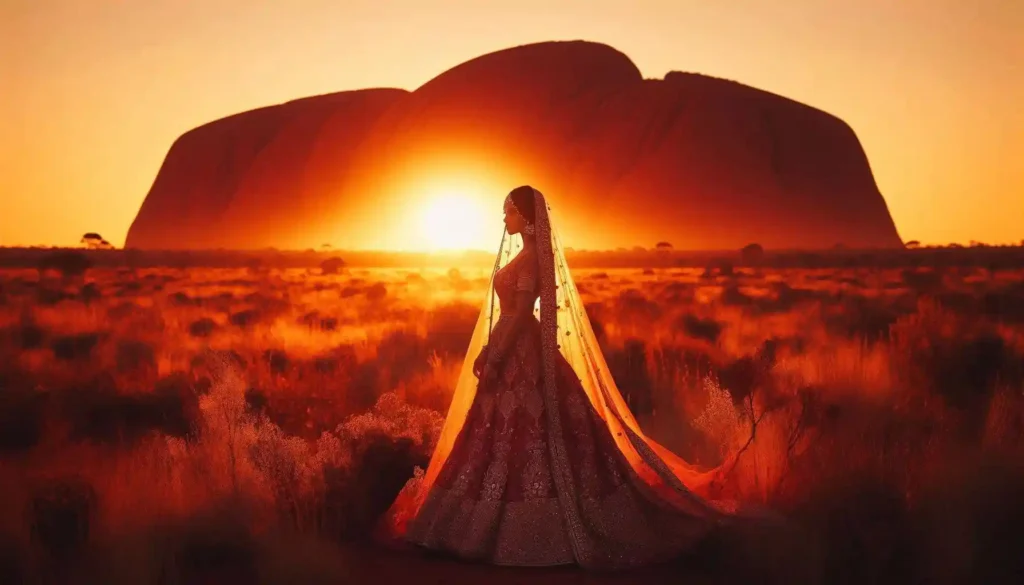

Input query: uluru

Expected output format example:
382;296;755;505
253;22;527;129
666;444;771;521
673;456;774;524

125;40;903;251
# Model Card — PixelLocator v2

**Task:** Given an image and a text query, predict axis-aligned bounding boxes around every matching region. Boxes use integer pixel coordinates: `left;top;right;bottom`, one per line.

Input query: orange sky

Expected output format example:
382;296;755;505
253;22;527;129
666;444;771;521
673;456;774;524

2;0;1022;249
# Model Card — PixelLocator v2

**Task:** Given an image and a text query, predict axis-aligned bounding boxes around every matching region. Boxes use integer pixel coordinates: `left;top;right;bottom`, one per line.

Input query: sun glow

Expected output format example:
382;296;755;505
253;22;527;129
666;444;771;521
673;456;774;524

418;192;491;251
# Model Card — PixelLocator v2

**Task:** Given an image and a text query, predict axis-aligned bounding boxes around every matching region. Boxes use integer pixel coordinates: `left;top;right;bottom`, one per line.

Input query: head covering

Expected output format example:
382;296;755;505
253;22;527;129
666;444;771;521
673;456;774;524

504;185;537;224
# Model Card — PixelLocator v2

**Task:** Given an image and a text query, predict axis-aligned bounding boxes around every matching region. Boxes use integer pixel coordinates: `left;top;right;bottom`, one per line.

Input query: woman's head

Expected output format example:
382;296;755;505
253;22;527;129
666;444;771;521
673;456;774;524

503;186;536;235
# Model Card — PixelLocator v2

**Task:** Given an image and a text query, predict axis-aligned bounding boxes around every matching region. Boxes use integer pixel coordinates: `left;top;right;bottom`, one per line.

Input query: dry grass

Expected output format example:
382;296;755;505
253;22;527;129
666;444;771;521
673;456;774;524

1;259;1023;584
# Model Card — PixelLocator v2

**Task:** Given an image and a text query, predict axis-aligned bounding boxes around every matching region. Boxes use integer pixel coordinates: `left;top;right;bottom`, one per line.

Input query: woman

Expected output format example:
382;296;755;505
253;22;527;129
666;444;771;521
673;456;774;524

379;186;733;570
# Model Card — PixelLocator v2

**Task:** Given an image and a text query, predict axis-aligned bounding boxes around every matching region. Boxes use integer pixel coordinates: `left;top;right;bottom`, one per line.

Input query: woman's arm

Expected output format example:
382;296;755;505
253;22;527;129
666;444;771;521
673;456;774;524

484;251;539;375
484;290;536;370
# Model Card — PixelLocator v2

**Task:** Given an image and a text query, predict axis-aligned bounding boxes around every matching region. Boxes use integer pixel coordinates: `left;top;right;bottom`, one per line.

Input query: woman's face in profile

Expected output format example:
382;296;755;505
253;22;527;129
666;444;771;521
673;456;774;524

503;198;526;235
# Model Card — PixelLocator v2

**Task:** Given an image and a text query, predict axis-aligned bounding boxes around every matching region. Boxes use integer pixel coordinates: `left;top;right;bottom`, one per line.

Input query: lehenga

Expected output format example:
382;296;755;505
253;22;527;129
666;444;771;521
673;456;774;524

381;188;729;570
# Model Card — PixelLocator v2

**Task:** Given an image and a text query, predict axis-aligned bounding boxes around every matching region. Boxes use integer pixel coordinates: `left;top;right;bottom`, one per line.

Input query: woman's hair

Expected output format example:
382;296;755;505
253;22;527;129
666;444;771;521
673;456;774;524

508;186;536;224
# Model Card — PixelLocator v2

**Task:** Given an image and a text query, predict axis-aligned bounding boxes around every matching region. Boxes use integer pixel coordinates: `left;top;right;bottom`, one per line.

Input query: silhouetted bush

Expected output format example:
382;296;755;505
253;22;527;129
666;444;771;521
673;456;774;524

740;243;765;265
761;282;825;313
319;257;345;275
298;310;342;332
657;280;695;304
35;286;74;306
676;314;724;343
170;291;197;306
152;372;201;438
51;332;101;361
244;387;269;414
311;346;358;376
365;283;388;302
717;342;777;406
188;317;217;338
263;349;291;375
14;320;46;349
78;282;102;304
28;477;98;561
720;284;753;307
229;309;262;328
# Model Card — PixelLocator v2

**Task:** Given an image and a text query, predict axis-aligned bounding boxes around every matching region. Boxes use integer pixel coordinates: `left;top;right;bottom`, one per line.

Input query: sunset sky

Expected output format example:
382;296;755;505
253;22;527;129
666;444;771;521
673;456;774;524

2;0;1022;249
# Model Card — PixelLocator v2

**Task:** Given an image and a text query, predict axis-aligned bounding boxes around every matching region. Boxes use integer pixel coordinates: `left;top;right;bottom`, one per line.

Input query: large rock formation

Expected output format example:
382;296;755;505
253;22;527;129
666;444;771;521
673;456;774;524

126;41;902;251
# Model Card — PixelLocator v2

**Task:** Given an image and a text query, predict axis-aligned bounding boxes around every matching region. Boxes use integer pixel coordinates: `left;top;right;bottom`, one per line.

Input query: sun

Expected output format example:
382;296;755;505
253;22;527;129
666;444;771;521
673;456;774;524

419;193;490;251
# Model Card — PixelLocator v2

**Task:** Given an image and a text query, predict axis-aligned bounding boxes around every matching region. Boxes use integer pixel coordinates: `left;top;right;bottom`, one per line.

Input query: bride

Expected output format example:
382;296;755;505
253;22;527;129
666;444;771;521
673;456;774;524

378;186;734;570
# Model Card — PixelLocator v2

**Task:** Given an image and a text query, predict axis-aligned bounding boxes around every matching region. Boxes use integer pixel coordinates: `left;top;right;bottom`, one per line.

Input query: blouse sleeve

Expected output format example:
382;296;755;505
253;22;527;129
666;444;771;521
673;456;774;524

515;251;538;293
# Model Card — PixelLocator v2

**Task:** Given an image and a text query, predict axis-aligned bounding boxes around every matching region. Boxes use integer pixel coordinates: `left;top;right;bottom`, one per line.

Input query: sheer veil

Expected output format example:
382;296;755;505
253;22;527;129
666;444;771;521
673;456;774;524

380;188;731;547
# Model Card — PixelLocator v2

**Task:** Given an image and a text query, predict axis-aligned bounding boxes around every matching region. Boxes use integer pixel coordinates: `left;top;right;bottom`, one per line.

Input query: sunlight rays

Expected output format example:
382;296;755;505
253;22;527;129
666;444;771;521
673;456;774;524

418;192;490;252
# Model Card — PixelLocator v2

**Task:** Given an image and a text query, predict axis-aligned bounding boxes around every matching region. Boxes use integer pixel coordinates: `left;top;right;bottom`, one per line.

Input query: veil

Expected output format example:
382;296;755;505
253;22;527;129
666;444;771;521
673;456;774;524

380;188;730;545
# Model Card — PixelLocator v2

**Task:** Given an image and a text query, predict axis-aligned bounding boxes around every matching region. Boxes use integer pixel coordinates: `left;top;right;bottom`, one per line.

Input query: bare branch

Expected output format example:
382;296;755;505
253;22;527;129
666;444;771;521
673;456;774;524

719;393;768;481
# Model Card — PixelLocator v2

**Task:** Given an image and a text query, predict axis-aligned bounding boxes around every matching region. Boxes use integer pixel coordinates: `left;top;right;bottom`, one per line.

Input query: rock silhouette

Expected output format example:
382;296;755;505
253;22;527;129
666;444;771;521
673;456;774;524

126;41;902;251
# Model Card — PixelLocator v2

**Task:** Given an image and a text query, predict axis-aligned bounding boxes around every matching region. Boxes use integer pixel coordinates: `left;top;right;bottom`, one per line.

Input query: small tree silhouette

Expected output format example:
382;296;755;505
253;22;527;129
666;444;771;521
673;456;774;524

905;240;921;249
80;233;112;250
740;243;764;265
655;241;673;251
320;257;346;275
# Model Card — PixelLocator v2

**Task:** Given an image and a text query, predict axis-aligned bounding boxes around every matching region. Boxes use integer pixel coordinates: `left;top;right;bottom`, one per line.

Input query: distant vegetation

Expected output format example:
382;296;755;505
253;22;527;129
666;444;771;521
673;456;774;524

2;242;1023;272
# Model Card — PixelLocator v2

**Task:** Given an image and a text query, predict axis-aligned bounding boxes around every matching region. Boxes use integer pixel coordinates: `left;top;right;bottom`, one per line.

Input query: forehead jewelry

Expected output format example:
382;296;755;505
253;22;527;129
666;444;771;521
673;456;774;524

504;193;520;216
504;194;536;235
